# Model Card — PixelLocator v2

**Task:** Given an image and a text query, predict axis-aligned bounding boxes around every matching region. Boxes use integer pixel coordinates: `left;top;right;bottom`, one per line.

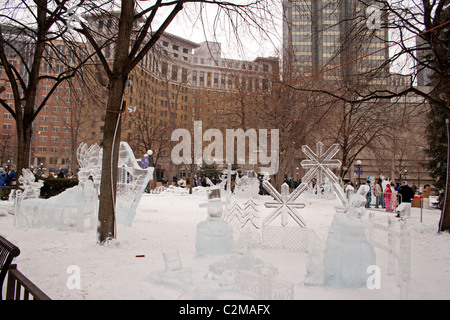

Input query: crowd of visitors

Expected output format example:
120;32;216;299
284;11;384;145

0;167;17;187
346;177;417;213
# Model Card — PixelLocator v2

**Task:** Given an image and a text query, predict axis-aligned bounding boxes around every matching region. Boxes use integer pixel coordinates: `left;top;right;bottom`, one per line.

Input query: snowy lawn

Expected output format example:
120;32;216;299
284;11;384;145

1;189;450;300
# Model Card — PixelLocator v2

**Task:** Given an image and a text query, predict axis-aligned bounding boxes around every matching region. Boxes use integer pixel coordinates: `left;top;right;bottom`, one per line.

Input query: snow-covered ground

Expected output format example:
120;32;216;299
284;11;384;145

1;188;450;300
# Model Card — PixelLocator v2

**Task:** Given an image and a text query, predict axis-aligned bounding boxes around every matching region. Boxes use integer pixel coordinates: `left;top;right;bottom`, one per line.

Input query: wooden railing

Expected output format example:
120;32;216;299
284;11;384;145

5;264;51;300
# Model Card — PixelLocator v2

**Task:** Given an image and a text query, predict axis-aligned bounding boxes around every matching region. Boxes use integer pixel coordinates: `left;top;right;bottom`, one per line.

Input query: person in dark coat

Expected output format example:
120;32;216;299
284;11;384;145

57;170;65;178
399;181;414;203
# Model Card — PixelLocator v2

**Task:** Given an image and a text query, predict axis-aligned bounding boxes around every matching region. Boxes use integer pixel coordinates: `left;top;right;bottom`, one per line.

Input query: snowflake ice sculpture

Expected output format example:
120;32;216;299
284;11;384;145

301;141;341;187
263;182;306;228
300;141;347;206
262;141;347;230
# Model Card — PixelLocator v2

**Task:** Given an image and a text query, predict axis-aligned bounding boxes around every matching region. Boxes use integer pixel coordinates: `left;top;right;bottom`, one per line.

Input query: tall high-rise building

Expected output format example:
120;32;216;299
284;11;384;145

282;0;389;86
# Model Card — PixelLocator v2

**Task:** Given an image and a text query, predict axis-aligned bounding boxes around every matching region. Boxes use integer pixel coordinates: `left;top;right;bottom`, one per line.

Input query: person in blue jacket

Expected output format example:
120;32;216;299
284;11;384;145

0;168;8;186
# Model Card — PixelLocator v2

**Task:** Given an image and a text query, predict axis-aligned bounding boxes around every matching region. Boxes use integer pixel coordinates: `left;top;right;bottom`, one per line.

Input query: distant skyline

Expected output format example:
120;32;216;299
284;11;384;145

161;1;417;76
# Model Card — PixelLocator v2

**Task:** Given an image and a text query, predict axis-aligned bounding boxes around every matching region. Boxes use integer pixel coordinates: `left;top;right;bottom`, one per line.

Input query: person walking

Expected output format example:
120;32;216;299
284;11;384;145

375;179;383;208
384;183;392;211
391;181;398;210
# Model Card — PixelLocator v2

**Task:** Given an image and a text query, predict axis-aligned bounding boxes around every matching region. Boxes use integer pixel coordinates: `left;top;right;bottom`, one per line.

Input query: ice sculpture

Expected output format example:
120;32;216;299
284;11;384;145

147;250;192;290
77;142;154;226
14;168;97;231
76;142;102;188
300;142;346;206
322;185;376;288
14;169;44;227
224;199;261;244
234;170;259;199
205;235;289;298
236;270;294;300
301;142;341;188
225;199;261;233
196;187;233;256
115;142;154;225
218;164;237;201
14;142;152;229
263;182;306;228
322;177;334;199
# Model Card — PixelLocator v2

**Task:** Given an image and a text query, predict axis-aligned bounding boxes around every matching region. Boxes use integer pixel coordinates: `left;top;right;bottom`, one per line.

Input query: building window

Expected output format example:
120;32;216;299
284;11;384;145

182;68;188;83
161;62;168;76
171;65;178;81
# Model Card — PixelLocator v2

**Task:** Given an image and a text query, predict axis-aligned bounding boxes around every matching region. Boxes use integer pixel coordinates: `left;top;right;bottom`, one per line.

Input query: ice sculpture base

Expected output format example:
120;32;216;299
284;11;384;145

195;218;233;256
323;214;376;288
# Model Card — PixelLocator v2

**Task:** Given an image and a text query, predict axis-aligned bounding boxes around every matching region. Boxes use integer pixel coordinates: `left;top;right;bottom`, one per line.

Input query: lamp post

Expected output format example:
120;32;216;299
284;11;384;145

355;160;363;185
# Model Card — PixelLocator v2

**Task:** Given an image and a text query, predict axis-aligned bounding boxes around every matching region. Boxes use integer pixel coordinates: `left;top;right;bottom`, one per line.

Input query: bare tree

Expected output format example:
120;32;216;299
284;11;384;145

283;0;450;231
67;0;279;243
0;0;89;179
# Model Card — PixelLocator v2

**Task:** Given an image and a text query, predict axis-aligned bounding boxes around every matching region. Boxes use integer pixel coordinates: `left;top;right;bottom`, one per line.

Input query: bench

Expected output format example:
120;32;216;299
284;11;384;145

6;264;51;300
0;235;20;300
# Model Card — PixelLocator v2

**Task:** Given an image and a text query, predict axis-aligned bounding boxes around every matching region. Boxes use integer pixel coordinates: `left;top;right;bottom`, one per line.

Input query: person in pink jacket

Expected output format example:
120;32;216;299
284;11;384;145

384;184;392;211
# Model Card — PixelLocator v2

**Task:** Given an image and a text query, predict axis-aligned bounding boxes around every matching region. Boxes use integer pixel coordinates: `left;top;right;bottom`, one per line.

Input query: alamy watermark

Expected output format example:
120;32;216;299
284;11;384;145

367;265;381;290
171;121;280;175
66;265;81;290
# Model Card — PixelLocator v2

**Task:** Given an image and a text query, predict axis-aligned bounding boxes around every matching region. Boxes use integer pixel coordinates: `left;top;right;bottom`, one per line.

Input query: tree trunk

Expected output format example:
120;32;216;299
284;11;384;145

97;0;135;244
97;78;126;243
439;118;450;233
